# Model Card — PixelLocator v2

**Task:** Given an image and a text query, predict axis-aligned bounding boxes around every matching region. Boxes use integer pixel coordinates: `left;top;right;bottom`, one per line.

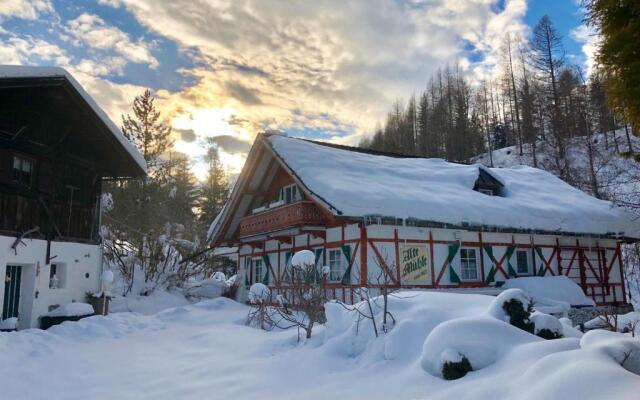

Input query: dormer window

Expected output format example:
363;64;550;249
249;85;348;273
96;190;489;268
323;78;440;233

474;168;503;197
278;183;302;204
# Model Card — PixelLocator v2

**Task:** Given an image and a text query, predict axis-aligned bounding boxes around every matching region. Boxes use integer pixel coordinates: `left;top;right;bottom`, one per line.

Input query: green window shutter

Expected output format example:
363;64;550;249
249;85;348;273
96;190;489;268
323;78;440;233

244;258;251;286
483;246;496;283
341;245;351;263
284;251;293;283
447;244;461;283
314;249;323;283
505;247;516;277
537;265;545;276
262;255;271;285
340;246;352;285
485;267;496;284
314;248;323;264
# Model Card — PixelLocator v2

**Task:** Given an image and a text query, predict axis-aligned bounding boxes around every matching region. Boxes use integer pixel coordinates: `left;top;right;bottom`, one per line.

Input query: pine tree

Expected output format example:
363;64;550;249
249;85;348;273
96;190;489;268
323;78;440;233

165;153;200;234
198;146;230;240
585;0;640;131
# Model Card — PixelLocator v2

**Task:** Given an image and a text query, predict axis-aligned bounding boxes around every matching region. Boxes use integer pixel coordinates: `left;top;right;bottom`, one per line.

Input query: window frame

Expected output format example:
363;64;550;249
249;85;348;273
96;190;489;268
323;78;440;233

515;249;531;275
11;154;35;187
328;249;344;282
279;183;301;204
459;247;479;281
252;257;263;284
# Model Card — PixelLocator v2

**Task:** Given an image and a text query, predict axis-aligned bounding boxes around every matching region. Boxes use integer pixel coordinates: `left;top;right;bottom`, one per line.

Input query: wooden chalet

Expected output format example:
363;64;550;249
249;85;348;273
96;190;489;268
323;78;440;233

0;66;146;329
209;132;638;306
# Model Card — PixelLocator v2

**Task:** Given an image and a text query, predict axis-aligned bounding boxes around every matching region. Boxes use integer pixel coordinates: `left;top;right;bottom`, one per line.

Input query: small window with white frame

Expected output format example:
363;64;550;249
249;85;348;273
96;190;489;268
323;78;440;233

278;183;302;204
328;249;344;282
459;248;479;281
516;250;530;275
252;258;263;284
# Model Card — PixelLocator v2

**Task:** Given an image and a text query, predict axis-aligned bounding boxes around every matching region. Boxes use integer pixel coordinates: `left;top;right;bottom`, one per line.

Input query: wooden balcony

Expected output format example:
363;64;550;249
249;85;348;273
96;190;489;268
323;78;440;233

239;201;325;237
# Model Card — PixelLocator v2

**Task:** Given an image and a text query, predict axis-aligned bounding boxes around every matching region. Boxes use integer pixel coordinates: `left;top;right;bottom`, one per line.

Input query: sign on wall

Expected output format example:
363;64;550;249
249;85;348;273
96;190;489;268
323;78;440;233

400;244;429;283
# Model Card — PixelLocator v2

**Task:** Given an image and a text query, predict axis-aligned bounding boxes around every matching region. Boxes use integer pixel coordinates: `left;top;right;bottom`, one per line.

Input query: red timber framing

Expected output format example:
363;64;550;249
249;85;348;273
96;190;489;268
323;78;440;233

239;224;628;306
217;134;629;307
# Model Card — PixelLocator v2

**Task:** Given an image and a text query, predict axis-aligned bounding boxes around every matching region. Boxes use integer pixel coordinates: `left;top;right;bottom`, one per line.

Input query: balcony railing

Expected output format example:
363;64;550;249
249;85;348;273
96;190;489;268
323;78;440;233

239;201;325;237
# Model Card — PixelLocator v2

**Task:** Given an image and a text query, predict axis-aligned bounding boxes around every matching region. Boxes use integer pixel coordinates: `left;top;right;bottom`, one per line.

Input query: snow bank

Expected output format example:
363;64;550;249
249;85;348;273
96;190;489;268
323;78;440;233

46;303;95;317
505;276;595;308
1;290;639;400
580;329;640;375
420;316;541;376
0;317;18;330
268;135;637;237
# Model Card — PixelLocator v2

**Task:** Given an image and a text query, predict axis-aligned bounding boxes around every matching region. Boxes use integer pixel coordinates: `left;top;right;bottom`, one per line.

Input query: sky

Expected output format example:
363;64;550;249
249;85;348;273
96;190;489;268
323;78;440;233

0;0;595;179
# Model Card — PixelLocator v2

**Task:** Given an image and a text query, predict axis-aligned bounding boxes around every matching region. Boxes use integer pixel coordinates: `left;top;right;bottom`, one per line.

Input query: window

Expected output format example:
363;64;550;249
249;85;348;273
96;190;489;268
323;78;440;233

478;188;494;196
516;250;530;275
12;155;34;186
460;248;478;281
328;249;344;282
279;184;302;204
253;258;263;284
49;263;66;289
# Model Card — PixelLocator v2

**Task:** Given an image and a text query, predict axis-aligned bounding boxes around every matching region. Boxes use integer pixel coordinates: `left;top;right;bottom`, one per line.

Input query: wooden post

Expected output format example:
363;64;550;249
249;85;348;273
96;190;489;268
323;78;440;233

360;223;368;287
429;231;435;286
478;232;485;282
394;229;401;286
556;238;562;275
617;242;626;303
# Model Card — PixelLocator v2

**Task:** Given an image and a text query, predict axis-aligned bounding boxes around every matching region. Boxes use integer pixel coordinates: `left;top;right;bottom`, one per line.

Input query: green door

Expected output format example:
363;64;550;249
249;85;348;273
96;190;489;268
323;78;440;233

2;265;22;320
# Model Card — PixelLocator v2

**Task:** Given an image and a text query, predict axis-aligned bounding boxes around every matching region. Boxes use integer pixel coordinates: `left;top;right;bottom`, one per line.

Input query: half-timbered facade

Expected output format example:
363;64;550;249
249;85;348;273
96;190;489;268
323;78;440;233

210;132;637;306
0;66;146;328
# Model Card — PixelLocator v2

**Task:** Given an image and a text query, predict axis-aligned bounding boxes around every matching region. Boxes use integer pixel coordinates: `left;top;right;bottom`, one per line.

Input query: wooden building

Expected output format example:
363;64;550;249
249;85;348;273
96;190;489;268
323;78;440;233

0;66;145;329
209;132;637;306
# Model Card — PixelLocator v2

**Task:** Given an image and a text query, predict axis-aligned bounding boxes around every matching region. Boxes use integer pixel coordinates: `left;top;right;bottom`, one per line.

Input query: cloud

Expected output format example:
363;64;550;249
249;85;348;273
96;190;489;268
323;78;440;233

0;0;52;21
66;13;158;68
208;135;252;154
0;36;70;66
97;0;530;145
224;81;262;105
570;24;600;77
176;128;197;142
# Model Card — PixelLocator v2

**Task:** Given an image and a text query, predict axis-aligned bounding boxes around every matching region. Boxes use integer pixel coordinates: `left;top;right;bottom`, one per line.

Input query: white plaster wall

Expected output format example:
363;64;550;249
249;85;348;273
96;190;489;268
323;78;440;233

0;235;102;329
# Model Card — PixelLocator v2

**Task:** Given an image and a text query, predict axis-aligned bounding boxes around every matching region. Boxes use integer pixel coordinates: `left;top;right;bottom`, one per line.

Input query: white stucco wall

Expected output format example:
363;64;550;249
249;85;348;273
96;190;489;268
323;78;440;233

235;224;625;305
0;235;102;329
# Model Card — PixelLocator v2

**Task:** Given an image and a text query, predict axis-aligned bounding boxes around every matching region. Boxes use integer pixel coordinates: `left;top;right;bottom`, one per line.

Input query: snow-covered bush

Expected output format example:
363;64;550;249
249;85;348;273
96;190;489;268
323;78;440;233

269;250;327;340
420;315;539;378
531;312;564;339
488;289;534;333
247;283;272;330
248;283;270;304
441;350;473;380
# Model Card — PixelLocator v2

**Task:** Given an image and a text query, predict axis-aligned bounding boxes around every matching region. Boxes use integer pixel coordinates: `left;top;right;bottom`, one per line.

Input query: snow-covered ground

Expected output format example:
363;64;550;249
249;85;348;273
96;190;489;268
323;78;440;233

1;291;638;400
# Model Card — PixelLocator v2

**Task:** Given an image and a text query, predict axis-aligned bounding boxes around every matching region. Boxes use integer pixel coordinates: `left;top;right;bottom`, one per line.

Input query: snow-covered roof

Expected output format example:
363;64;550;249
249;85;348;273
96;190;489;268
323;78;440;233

266;135;638;238
0;65;146;174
